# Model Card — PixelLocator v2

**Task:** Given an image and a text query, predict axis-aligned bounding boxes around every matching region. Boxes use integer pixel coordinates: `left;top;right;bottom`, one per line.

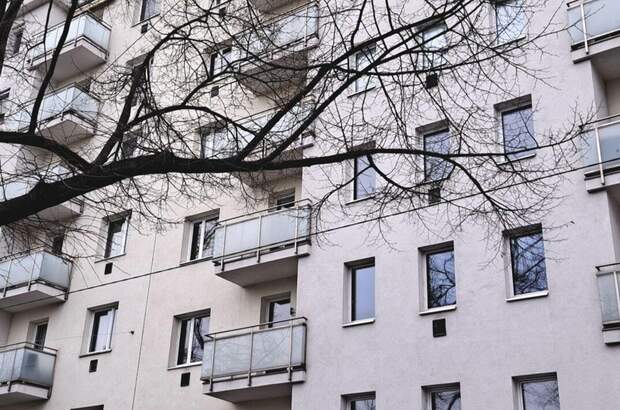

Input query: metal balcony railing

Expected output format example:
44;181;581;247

0;342;57;388
0;251;71;296
13;85;100;131
567;0;620;52
29;13;111;61
212;201;311;266
238;2;318;59
581;113;620;184
595;263;620;329
201;317;307;387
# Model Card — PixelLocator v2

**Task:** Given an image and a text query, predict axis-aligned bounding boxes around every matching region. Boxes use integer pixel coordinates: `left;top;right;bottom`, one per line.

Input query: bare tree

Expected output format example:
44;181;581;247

0;0;591;258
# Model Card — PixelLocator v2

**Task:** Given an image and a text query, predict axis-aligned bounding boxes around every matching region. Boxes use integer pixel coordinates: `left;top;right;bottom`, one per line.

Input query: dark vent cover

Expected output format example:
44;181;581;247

104;263;113;275
89;359;98;373
432;318;447;338
180;372;190;387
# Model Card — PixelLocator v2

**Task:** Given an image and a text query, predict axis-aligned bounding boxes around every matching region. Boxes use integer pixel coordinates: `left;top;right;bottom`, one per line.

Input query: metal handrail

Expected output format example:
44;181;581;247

567;0;620;51
215;198;311;225
580;113;620;185
0;341;58;355
0;251;72;297
205;316;308;338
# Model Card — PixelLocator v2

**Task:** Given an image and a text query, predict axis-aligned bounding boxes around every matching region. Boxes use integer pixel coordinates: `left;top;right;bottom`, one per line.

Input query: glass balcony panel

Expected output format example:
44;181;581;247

0;345;55;387
251;326;291;370
568;0;620;44
202;334;252;378
213;218;260;258
597;272;620;323
582;120;620;170
0;252;71;291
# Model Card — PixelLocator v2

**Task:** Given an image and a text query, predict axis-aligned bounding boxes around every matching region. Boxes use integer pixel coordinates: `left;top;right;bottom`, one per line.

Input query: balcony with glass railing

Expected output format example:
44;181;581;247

0;343;57;404
567;0;620;60
595;263;620;344
211;201;311;286
29;13;111;81
235;2;319;94
13;85;100;143
201;317;307;402
0;251;71;312
581;113;620;191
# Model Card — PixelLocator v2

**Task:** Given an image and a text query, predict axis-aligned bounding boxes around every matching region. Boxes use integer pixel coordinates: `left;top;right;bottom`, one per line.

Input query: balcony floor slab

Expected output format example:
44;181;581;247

30;40;107;82
0;383;50;405
0;283;67;312
203;370;305;403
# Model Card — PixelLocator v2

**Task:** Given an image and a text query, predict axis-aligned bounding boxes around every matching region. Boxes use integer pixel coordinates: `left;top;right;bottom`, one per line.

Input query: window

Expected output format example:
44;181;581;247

345;392;376;410
424;246;456;309
104;214;129;258
424;129;453;181
176;312;210;366
30;321;48;350
8;28;22;57
200;126;228;158
501;104;535;160
187;213;218;261
353;156;376;200
596;270;620;329
51;234;64;255
353;45;376;93
88;306;117;353
419;23;447;70
209;47;232;77
509;226;548;296
267;297;291;327
139;0;159;21
272;190;295;210
424;384;461;410
120;130;141;159
349;262;375;322
495;0;526;44
0;89;10;124
516;375;560;410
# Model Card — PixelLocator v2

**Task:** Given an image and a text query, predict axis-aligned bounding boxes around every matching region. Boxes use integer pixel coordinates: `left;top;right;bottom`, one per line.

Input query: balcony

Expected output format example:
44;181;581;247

212;202;311;286
236;2;319;95
581;114;620;191
567;0;620;62
14;85;99;143
0;251;71;312
595;264;620;344
201;317;307;403
29;13;111;82
0;343;56;405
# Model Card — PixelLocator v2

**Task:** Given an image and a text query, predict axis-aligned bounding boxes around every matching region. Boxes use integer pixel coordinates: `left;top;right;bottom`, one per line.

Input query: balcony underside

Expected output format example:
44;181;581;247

0;283;67;312
214;243;310;287
248;0;290;12
203;370;305;403
36;113;96;144
0;383;50;405
572;33;620;65
237;50;310;96
36;199;82;221
30;39;107;82
234;144;308;187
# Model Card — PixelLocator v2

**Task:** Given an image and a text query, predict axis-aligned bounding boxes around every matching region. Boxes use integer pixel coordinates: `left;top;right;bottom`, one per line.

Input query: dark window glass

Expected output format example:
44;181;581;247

33;322;48;349
502;106;535;160
354;46;376;92
140;0;158;20
104;218;126;258
120;132;139;159
426;248;456;308
275;194;295;210
352;265;375;321
268;298;291;326
354;156;376;200
510;229;547;295
188;217;218;261
0;89;9;123
51;235;64;255
178;314;210;365
431;389;461;410
89;308;115;352
10;29;22;56
177;318;190;365
189;221;202;260
190;316;209;363
424;129;453;181
351;398;376;410
521;379;560;410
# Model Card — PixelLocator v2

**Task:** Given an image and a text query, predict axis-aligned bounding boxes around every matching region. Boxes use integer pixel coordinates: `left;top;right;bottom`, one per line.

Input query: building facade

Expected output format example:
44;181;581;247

0;0;620;409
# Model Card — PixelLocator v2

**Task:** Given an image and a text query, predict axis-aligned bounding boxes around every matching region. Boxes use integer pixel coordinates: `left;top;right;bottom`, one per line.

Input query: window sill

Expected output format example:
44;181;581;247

345;194;376;206
342;318;375;328
131;14;161;28
495;35;528;48
94;253;127;264
498;152;536;165
419;305;456;316
79;349;112;358
167;362;202;371
347;86;377;99
179;256;214;267
506;290;548;303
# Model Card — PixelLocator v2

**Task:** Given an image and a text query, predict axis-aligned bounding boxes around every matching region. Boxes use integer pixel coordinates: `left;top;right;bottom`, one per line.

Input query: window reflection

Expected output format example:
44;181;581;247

521;379;560;410
426;248;456;308
510;229;547;295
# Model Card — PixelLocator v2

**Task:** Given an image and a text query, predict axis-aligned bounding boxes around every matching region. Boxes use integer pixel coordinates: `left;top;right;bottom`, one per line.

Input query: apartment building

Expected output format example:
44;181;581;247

0;0;619;409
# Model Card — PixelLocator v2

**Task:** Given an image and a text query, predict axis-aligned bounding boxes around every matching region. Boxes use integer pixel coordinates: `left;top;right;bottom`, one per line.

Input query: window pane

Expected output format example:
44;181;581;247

351;399;376;410
189;221;202;260
521;379;560;410
354;156;376;199
202;218;218;258
510;231;547;295
190;316;210;363
105;218;126;258
33;323;48;349
352;265;375;321
268;299;291;325
420;24;447;69
596;273;620;324
141;0;158;20
177;318;190;365
427;249;456;308
90;309;114;352
424;130;453;181
502;106;535;159
496;0;526;43
354;46;375;92
431;389;461;410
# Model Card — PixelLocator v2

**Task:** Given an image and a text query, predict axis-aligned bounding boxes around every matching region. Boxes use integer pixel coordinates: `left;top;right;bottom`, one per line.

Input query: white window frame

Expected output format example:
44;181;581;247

343;259;376;326
342;392;376;410
419;243;457;314
352;156;376;201
494;0;527;45
596;269;620;328
175;311;210;367
352;45;376;93
505;225;548;300
87;305;117;353
514;373;560;410
417;22;448;71
103;213;129;259
200;126;228;159
185;213;219;262
209;47;232;77
0;89;10;123
423;383;461;410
